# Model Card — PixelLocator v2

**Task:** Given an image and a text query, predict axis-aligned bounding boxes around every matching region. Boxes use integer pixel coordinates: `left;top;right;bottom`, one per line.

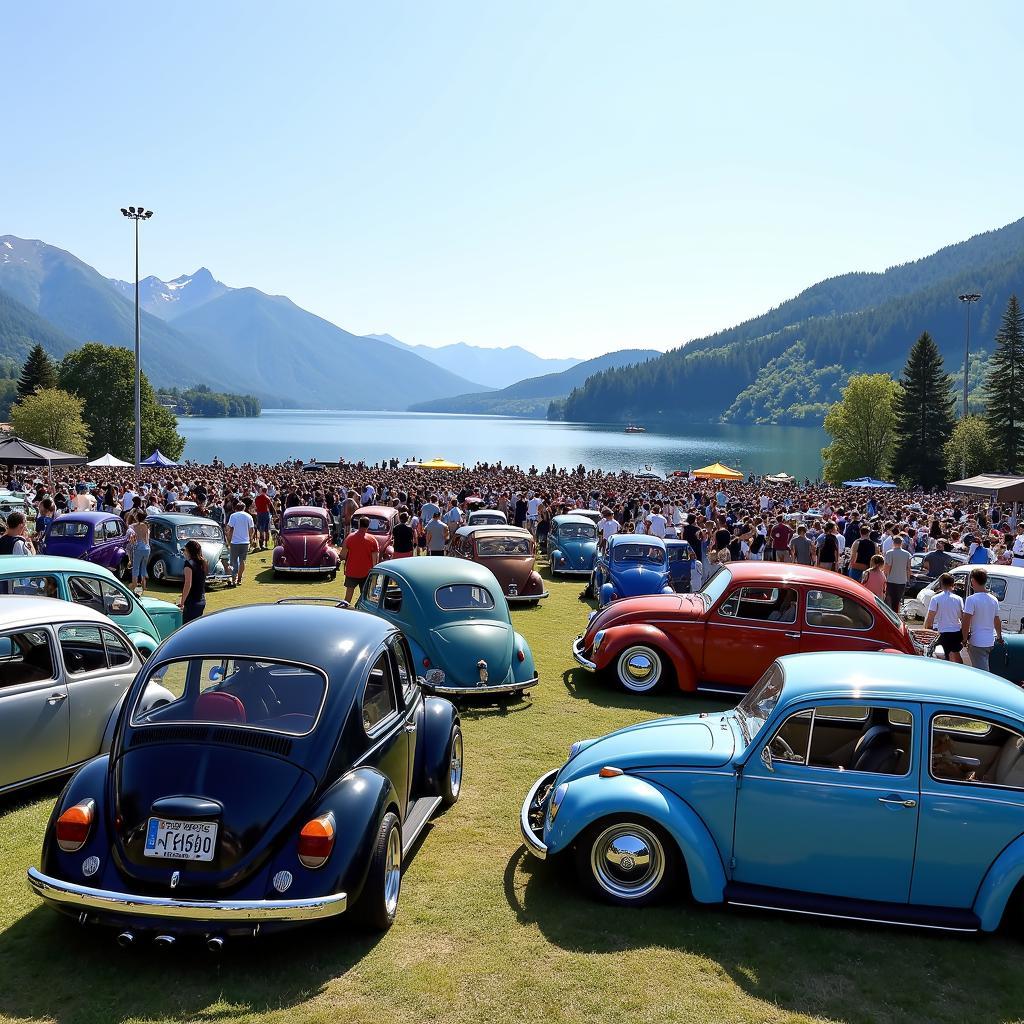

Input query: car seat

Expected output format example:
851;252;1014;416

194;691;246;724
850;725;900;774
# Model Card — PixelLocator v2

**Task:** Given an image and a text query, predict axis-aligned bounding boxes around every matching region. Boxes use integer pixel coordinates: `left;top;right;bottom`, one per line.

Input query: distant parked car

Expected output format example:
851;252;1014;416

467;509;508;528
41;511;131;578
587;534;674;608
665;538;699;593
350;506;399;561
546;513;599;578
147;514;231;585
522;651;1024;937
0;556;180;657
169;500;199;516
0;489;36;526
0;597;170;796
448;525;548;604
272;506;340;577
356;556;539;698
915;564;1024;632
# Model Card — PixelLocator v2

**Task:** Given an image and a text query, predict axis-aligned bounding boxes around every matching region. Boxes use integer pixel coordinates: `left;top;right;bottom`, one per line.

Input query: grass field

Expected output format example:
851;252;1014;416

3;549;1024;1024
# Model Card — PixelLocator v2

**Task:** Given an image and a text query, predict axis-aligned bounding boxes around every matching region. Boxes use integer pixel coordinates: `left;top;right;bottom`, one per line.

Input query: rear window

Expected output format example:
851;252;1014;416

48;520;89;538
435;584;495;611
175;523;223;541
477;536;531;556
358;516;391;533
283;515;326;531
132;657;327;736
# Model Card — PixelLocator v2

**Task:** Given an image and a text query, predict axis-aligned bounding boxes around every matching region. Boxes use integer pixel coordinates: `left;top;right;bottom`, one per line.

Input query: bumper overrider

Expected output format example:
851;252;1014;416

520;769;559;860
572;635;597;671
420;674;540;696
26;867;347;924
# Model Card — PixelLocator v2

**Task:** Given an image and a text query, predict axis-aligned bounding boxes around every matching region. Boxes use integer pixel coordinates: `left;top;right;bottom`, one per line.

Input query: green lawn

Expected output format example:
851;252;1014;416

2;548;1024;1024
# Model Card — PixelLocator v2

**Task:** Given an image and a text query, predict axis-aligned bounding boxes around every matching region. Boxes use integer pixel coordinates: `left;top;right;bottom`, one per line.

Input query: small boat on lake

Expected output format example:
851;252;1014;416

624;424;646;433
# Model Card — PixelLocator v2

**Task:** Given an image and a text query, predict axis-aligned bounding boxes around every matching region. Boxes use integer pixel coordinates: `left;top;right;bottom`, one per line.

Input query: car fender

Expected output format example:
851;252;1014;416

512;632;537;683
40;755;111;873
599;582;616;607
594;624;697;691
549;548;564;570
418;695;460;794
125;630;157;658
544;772;726;904
973;831;1024;931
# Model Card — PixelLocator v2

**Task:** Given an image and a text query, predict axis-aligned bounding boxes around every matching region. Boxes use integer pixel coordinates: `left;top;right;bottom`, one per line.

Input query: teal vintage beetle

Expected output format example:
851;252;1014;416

523;651;1024;935
356;557;538;698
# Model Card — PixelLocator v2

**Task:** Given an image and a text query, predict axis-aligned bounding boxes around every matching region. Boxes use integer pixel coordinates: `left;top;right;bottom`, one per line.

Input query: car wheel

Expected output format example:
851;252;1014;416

150;558;168;582
576;817;677;907
354;811;402;931
615;644;666;694
441;726;463;807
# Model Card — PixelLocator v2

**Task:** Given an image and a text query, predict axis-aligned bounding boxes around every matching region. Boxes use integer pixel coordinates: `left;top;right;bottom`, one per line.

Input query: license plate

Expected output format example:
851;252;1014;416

508;584;518;596
144;817;218;862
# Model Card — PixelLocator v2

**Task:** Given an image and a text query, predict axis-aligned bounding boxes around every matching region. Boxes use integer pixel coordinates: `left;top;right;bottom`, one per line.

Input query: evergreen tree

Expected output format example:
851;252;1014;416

16;343;56;400
890;332;956;488
983;295;1024;472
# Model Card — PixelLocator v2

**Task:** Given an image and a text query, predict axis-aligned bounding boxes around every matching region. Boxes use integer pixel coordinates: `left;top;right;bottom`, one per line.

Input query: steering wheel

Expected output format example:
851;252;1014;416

771;734;796;759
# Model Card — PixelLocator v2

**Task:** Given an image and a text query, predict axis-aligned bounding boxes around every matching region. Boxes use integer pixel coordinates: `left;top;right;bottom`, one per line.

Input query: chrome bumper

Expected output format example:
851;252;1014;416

551;567;592;576
423;674;540;696
572;636;597;671
27;867;347;923
520;769;558;860
506;591;549;602
272;565;337;573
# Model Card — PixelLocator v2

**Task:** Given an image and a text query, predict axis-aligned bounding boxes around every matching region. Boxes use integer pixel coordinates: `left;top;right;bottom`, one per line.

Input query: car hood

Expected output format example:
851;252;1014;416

280;532;333;566
558;713;736;783
551;539;597;566
429;620;514;686
610;563;671;593
584;594;694;643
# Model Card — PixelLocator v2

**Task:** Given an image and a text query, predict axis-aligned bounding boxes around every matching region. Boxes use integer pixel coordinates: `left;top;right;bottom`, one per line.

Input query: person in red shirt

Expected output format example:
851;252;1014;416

253;485;274;550
343;516;380;603
768;514;793;563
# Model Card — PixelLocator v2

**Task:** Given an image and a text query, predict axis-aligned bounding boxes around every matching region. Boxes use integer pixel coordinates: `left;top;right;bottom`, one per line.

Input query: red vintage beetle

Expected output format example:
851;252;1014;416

573;562;919;695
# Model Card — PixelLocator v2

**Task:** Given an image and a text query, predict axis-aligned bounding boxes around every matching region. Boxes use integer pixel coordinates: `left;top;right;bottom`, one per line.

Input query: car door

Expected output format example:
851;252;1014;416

0;628;69;790
358;651;411;819
389;635;421;803
701;585;801;686
58;623;139;764
800;587;890;655
733;700;920;903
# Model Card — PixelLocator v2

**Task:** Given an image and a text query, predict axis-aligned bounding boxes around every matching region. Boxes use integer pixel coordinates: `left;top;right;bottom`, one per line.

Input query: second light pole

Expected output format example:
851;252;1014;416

120;206;155;468
958;291;981;418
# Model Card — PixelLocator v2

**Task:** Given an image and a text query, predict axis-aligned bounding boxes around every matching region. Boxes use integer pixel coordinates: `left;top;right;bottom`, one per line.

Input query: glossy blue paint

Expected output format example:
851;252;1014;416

546;514;599;576
590;534;674;608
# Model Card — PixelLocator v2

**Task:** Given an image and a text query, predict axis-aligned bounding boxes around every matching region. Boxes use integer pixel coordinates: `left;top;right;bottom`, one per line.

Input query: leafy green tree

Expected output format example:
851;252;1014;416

821;373;899;484
890;332;956;488
944;414;994;480
16;343;57;400
59;343;185;461
9;387;90;454
983;295;1024;472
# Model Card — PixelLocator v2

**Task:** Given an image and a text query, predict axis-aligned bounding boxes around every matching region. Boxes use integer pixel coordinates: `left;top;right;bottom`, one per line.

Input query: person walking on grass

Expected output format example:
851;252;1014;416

225;498;255;587
128;507;150;597
924;572;964;663
883;532;912;613
342;515;379;604
962;567;1003;673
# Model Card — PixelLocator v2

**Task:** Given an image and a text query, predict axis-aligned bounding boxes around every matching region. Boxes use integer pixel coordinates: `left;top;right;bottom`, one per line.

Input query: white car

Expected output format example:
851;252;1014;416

914;564;1024;632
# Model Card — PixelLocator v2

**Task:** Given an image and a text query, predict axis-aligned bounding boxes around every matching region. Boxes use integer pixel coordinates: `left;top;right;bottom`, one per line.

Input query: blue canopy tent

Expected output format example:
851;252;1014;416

842;476;897;489
141;450;178;467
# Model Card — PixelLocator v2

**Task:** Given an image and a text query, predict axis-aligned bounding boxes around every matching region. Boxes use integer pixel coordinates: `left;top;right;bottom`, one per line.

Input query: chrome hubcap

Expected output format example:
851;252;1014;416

152;561;165;580
591;823;665;900
449;732;463;797
618;646;661;691
384;826;402;915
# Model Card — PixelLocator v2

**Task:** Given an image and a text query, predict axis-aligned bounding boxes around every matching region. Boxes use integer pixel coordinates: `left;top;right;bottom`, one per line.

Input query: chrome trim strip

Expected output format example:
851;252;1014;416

423;675;538;696
271;566;337;574
402;795;442;857
727;900;977;932
520;769;558;860
550;569;593;576
507;591;549;602
572;637;597;671
27;867;347;922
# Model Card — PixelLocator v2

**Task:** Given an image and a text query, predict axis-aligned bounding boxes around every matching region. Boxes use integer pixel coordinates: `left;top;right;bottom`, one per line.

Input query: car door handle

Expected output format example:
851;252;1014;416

784;632;800;639
878;796;917;808
46;692;67;706
405;723;417;733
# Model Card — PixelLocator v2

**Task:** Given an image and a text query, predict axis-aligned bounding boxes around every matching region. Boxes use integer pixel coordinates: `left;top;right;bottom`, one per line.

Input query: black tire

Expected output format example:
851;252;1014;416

440;725;463;807
117;557;130;582
574;816;678;907
614;644;668;694
353;811;402;931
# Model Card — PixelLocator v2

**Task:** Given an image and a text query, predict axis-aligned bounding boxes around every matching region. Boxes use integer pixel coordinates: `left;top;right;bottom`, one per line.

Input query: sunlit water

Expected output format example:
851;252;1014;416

177;410;827;478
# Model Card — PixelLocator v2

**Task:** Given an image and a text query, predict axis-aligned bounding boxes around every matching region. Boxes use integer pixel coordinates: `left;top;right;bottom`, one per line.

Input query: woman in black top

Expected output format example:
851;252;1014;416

179;539;208;624
392;510;415;557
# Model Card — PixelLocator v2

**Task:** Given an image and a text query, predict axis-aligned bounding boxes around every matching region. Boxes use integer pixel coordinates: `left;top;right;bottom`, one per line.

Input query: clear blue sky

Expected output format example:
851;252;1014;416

4;2;1022;359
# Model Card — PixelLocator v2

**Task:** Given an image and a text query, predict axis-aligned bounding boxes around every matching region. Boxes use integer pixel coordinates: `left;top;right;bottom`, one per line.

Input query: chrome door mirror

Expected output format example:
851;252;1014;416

760;745;774;773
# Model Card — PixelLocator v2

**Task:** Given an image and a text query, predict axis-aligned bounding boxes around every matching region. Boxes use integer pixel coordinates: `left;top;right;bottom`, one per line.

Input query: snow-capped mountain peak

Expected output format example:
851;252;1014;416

108;267;228;320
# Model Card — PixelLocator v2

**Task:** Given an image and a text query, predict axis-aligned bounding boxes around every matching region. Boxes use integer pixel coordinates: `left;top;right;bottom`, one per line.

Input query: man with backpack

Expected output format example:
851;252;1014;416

0;512;34;556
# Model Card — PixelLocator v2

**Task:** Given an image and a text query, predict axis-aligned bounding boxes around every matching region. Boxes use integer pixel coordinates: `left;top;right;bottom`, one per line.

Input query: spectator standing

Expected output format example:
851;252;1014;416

342;515;379;603
0;512;34;556
883;534;912;612
769;515;793;563
790;525;813;565
924;572;964;663
861;554;888;598
962;568;1003;673
815;522;840;571
424;510;449;556
225;499;255;587
1012;525;1024;569
128;508;150;596
392;510;415;559
848;526;875;582
253;485;273;550
178;539;208;624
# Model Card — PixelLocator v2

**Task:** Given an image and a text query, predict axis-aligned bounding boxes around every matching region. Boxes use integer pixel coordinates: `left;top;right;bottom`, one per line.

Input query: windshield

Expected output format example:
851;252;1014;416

470;513;505;525
613;543;664;565
48;520;90;538
132;657;327;736
667;544;694;562
698;566;732;607
736;663;784;742
283;515;327;531
477;536;532;556
560;524;597;540
175;523;224;542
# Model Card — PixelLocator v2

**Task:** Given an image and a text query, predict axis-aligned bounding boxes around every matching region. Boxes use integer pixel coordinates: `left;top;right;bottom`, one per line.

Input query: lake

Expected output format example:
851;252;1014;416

177;410;827;478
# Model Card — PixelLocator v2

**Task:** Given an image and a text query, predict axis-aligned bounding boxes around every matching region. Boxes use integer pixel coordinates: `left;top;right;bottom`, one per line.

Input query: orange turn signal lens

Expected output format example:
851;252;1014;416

56;800;95;852
599;766;624;778
297;813;335;868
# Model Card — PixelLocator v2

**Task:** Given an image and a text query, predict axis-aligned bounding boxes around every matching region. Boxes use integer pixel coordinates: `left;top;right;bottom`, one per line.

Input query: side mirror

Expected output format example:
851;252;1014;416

760;745;774;773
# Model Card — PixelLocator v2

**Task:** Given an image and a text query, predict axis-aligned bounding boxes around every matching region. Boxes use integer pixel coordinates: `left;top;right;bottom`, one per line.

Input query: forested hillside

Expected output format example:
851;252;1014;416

561;218;1024;424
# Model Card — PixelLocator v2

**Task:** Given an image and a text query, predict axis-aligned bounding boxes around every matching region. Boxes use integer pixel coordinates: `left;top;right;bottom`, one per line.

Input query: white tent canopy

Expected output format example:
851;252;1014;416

87;453;133;467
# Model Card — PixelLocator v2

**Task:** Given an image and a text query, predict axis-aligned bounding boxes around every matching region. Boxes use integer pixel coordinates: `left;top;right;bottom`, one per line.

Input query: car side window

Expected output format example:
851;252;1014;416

382;578;403;614
105;520;124;539
69;576;105;613
0;630;55;687
805;590;874;630
987;577;1008;602
0;574;60;598
931;713;1024;789
102;628;134;668
362;653;397;732
59;624;108;675
391;639;416;702
100;580;132;617
151;524;173;543
365;573;385;606
719;587;798;624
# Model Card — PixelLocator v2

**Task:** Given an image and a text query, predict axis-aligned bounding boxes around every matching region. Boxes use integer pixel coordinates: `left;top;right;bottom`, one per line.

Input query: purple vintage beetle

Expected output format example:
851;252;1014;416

41;511;132;579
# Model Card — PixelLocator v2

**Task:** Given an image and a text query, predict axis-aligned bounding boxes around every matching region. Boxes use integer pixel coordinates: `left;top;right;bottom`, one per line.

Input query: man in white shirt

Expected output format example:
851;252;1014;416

598;509;620;551
122;488;137;513
225;498;256;587
647;506;668;539
924;572;964;663
361;484;376;505
962;567;1003;673
526;493;542;535
1012;525;1024;569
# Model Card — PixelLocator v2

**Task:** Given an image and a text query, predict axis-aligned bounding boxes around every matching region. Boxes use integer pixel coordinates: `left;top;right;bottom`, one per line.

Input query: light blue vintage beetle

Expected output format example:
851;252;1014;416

522;651;1024;934
546;513;599;578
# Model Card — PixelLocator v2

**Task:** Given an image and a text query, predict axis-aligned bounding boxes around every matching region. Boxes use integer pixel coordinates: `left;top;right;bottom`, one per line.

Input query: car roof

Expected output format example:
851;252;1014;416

948;563;1024;576
552;513;598;526
610;533;666;548
0;595;118;628
282;505;329;517
777;651;1024;720
455;525;532;539
152;514;221;525
356;505;397;517
0;555;119;577
719;560;872;596
374;554;498;591
54;511;118;523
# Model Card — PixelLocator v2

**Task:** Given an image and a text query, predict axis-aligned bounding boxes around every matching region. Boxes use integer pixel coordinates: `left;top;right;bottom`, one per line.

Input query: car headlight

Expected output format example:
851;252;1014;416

592;630;606;653
548;783;568;824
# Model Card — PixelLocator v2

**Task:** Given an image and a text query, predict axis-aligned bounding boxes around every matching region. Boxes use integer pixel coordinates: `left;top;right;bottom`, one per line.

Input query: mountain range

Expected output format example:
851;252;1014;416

559;217;1024;425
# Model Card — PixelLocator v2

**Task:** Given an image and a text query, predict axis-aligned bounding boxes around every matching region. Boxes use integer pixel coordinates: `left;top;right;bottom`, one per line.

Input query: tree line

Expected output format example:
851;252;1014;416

155;385;261;418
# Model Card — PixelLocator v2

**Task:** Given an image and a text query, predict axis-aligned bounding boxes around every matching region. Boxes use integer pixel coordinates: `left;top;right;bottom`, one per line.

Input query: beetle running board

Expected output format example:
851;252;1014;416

402;796;442;857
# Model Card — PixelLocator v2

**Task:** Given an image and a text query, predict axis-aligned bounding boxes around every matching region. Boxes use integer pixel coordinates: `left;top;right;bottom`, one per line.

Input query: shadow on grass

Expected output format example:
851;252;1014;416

456;694;535;722
561;666;728;716
504;847;1024;1024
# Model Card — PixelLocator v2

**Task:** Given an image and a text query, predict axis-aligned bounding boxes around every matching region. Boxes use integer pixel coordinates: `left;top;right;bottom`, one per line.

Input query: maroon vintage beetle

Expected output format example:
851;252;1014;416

272;506;340;577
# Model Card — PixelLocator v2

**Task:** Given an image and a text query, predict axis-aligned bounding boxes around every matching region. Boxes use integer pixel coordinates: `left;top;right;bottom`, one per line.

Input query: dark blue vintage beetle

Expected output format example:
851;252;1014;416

27;602;463;946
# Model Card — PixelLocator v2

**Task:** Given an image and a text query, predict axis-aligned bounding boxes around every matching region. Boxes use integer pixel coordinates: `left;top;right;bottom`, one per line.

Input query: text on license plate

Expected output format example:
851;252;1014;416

144;817;218;861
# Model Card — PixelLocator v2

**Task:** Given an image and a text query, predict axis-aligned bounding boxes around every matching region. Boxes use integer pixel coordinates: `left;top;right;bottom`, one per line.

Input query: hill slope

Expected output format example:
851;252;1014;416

410;348;660;418
0;287;79;365
561;217;1024;425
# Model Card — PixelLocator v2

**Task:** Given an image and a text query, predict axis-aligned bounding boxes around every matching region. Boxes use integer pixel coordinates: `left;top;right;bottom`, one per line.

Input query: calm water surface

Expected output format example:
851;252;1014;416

178;410;827;478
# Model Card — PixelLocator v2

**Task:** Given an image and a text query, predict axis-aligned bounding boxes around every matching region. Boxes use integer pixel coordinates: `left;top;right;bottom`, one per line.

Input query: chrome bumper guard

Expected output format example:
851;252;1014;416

572;636;597;671
520;769;558;860
27;867;347;923
424;674;540;696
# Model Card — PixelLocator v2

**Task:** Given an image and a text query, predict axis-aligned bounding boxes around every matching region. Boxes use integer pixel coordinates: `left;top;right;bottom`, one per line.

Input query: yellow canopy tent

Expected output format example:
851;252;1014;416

415;457;463;470
693;462;743;480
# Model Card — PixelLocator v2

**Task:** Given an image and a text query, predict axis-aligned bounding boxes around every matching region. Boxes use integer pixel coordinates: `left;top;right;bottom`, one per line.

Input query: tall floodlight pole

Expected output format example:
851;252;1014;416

958;292;981;418
120;206;154;468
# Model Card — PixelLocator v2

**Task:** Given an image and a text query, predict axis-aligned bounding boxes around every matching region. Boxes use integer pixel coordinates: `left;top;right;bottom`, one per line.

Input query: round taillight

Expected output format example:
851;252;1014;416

517;649;526;662
423;657;431;668
56;800;95;853
297;813;335;869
